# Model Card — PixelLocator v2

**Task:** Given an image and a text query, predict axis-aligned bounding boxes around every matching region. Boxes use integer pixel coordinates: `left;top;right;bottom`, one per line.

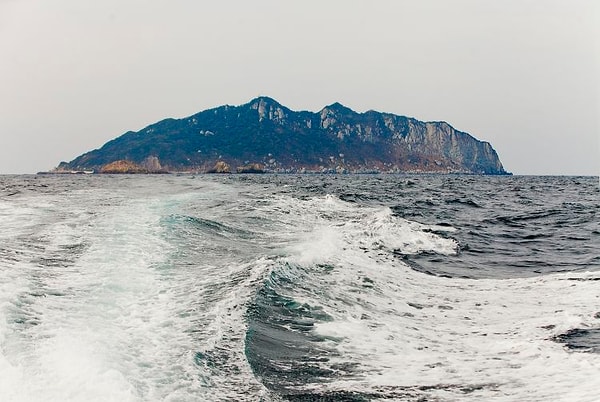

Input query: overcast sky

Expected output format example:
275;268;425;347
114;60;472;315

1;0;598;175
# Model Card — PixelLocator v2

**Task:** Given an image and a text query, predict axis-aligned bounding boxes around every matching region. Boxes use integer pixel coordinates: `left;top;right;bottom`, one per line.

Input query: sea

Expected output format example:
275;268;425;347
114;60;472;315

0;174;598;402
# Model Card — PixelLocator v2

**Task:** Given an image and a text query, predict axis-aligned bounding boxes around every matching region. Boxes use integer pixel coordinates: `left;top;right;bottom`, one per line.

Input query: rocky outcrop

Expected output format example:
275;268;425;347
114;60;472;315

57;97;509;174
99;160;147;174
236;163;265;173
207;160;231;174
141;156;164;173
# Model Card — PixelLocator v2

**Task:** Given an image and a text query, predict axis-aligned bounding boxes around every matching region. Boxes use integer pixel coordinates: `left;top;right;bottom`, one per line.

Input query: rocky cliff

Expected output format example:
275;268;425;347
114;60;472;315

56;97;508;174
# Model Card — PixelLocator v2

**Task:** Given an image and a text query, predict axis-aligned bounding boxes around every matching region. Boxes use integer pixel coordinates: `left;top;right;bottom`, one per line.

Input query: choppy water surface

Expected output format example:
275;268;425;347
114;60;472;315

0;174;598;401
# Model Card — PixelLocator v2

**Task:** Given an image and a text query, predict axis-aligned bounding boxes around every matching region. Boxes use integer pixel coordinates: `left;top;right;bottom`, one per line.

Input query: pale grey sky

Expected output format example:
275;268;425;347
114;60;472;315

1;0;598;175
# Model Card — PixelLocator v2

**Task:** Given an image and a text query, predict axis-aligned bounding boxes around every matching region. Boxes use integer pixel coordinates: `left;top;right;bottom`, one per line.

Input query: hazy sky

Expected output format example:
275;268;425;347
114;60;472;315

1;0;598;175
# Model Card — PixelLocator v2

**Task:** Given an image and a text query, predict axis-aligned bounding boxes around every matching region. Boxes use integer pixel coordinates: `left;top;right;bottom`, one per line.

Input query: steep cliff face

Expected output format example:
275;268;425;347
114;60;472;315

59;97;508;174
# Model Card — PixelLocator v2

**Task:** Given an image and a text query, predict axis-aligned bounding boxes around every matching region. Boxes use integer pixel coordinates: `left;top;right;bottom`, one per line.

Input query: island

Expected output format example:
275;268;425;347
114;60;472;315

50;97;509;175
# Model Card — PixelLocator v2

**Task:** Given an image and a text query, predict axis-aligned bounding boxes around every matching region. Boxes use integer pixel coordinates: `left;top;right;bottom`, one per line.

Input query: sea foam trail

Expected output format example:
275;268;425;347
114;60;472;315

247;193;600;401
0;181;273;401
1;194;171;401
1;175;598;401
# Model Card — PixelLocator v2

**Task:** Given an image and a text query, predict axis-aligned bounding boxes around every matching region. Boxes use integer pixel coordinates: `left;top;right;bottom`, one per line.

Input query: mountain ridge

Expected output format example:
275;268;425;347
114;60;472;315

55;97;509;175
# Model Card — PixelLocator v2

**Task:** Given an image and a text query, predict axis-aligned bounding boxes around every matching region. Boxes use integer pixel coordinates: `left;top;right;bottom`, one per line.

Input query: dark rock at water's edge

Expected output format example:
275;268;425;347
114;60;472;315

553;328;600;353
236;162;265;174
52;97;510;175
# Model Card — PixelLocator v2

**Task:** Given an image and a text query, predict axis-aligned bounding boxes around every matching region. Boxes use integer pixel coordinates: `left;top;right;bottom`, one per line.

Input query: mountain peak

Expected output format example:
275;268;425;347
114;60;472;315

322;102;355;114
247;96;282;108
245;96;289;123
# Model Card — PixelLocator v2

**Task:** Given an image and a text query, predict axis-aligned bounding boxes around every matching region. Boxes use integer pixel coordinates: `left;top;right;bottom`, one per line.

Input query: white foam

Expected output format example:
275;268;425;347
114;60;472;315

289;226;346;266
347;207;458;255
0;183;272;401
0;194;168;401
265;193;600;400
277;194;458;266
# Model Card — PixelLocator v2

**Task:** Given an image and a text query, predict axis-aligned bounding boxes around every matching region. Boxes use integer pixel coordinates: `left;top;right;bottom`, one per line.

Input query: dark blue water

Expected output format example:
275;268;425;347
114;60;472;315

236;174;600;401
